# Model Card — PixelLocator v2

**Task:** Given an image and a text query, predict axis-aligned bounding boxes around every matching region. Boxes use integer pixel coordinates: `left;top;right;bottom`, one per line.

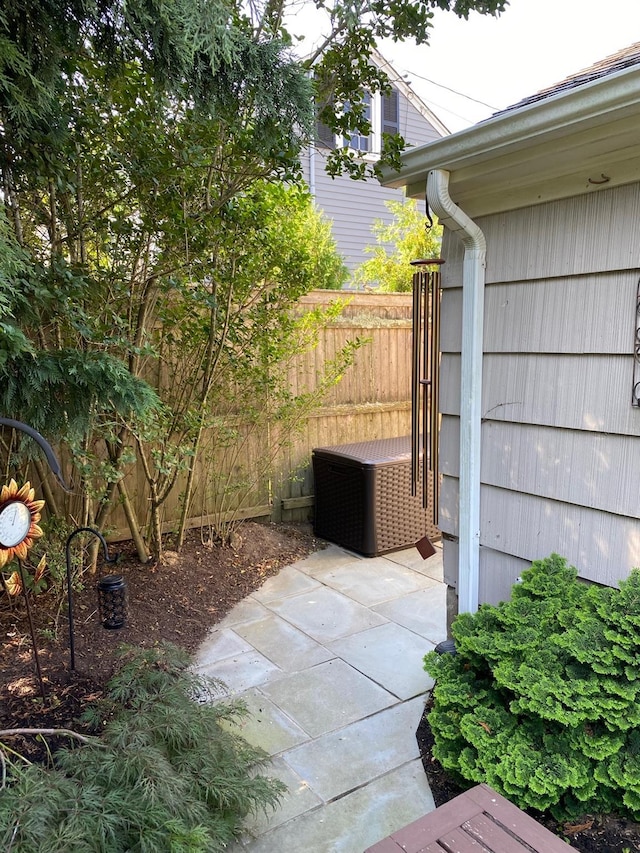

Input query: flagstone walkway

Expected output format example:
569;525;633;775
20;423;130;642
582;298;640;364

194;541;447;852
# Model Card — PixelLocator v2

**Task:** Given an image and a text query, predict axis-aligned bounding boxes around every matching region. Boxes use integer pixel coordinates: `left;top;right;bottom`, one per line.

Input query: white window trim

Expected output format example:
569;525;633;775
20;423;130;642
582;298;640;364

335;91;383;162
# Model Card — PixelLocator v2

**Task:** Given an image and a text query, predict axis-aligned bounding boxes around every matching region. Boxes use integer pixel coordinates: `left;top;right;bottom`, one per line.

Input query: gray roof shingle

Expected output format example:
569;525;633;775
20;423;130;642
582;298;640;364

495;41;640;115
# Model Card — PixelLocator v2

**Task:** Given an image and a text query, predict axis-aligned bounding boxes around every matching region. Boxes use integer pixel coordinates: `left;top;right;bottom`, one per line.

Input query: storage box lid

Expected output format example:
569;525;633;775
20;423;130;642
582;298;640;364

312;435;416;466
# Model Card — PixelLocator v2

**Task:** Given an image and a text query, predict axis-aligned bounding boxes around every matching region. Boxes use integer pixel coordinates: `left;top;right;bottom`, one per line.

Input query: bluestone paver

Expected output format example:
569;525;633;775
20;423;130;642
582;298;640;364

195;541;445;851
328;622;435;699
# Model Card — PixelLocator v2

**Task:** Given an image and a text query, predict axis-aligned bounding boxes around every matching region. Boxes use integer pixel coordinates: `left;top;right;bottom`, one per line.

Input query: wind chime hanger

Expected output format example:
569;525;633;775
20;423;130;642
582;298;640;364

409;258;445;267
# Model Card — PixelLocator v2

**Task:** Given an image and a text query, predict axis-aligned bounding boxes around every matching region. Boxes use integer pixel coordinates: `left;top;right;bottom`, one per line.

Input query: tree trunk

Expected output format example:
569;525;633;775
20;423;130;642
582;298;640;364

117;479;150;563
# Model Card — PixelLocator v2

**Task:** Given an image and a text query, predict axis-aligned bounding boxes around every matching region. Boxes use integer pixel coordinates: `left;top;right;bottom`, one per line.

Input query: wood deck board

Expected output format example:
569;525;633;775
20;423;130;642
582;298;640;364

438;827;490;850
464;785;570;851
390;794;483;848
464;813;535;853
364;784;571;853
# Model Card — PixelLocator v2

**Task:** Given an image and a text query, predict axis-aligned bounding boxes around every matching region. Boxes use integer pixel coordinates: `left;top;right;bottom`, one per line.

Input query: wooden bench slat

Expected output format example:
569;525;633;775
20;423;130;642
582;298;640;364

364;784;572;853
363;838;403;853
388;793;483;849
438;827;489;851
464;814;535;852
465;785;571;852
364;833;451;852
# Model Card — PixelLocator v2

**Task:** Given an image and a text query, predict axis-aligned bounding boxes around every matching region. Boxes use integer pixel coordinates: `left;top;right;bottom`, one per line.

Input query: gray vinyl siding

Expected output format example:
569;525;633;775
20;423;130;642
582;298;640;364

308;163;417;275
437;182;640;602
443;540;532;606
302;95;443;276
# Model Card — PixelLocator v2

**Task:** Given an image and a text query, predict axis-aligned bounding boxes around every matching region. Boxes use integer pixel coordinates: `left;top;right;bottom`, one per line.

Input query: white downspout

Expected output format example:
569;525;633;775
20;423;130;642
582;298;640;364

309;140;316;199
427;169;486;614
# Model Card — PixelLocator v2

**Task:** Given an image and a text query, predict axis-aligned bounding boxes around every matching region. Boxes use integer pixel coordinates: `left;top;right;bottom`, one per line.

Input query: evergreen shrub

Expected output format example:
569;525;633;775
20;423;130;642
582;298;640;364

424;554;640;819
0;643;285;852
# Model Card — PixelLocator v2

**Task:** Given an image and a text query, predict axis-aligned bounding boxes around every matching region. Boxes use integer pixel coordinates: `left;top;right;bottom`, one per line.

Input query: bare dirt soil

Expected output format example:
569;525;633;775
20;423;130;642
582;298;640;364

0;521;323;760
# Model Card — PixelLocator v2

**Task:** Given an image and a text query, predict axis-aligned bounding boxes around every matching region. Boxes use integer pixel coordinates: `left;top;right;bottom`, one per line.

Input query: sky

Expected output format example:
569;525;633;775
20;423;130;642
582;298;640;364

379;0;640;132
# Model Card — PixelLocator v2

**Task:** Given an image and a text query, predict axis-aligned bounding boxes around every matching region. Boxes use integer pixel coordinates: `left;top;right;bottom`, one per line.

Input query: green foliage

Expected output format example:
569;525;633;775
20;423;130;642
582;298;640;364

352;200;442;291
308;0;508;178
0;20;345;549
0;349;160;442
0;0;312;146
424;555;640;820
0;0;502;545
0;643;285;852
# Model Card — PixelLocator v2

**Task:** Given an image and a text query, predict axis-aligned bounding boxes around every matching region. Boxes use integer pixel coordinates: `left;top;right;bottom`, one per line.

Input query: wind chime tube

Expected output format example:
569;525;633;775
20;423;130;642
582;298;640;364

431;269;442;525
411;257;445;518
411;268;422;496
421;271;430;509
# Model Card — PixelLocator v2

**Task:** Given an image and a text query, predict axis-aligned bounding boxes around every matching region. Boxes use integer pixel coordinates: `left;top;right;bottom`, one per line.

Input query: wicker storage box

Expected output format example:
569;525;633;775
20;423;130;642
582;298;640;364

312;435;438;557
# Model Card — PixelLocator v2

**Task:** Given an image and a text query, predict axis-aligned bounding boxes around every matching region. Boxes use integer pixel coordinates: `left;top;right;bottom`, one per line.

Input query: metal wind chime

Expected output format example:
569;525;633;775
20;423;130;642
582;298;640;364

410;258;443;556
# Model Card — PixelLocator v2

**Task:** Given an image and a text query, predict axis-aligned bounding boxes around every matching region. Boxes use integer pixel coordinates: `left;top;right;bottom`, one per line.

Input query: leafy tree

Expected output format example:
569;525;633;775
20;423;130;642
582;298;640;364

352;199;442;291
0;0;506;556
301;0;508;179
0;1;314;546
1;63;351;553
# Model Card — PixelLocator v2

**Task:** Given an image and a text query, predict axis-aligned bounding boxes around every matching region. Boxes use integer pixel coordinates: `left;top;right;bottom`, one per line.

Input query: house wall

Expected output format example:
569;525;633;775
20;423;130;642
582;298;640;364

438;181;640;603
302;95;442;276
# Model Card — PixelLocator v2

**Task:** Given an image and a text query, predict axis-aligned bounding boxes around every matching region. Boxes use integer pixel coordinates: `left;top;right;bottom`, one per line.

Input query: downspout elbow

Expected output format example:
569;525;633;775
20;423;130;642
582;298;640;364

426;169;486;614
427;169;486;255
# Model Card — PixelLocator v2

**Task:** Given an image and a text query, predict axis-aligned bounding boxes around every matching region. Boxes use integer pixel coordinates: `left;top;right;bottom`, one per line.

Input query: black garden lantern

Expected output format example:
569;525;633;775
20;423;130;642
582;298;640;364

66;526;119;669
97;574;127;629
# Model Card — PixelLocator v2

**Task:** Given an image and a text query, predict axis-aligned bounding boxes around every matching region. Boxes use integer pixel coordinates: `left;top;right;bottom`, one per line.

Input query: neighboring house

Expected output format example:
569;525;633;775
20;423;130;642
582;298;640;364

381;43;640;609
302;50;448;278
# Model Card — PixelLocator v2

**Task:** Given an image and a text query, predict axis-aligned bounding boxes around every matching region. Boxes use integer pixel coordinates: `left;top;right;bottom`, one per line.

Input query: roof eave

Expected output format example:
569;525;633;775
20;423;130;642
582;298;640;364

380;64;640;214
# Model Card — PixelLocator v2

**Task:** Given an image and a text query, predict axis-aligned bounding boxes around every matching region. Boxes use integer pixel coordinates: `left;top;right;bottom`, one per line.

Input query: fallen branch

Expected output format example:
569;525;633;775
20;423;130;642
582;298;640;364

0;728;104;746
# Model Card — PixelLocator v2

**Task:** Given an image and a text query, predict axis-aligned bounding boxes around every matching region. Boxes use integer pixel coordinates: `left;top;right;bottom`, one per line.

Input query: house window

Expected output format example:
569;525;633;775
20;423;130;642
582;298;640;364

316;116;336;149
315;88;399;157
347;92;371;152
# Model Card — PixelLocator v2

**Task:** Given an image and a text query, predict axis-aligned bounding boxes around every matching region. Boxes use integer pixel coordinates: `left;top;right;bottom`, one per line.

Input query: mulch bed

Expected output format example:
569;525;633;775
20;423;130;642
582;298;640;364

0;520;323;762
416;695;640;853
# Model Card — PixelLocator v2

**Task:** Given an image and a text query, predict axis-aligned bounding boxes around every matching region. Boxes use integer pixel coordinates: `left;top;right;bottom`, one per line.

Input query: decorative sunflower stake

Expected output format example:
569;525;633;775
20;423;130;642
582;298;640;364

0;418;70;703
0;480;47;699
0;479;45;566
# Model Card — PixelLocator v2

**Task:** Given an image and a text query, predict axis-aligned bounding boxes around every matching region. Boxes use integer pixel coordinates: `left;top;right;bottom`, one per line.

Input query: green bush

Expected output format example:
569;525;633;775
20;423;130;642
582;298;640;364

0;644;285;852
424;554;640;820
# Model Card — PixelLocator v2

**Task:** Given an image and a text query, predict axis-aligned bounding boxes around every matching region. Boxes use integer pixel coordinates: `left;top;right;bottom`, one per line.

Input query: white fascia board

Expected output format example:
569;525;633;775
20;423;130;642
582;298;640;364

380;64;640;198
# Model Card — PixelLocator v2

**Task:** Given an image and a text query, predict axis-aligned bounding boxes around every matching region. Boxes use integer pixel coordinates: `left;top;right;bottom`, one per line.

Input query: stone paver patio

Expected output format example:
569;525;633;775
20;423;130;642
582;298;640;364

194;541;447;852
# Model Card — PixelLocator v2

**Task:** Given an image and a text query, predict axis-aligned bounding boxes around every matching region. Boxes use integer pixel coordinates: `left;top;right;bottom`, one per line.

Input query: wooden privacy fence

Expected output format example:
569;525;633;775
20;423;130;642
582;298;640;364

35;290;434;542
271;289;416;524
112;289;421;538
